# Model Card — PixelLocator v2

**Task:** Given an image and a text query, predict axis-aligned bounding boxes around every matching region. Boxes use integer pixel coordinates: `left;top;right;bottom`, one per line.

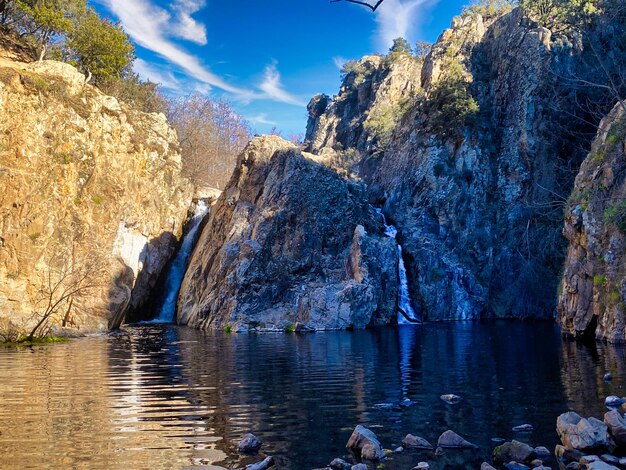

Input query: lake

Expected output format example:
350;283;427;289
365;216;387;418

0;321;623;469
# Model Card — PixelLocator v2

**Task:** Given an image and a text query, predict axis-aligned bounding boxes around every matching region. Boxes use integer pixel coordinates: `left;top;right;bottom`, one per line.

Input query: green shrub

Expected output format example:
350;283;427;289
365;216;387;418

284;323;295;333
463;0;515;18
91;195;102;204
340;60;367;85
519;0;602;33
224;324;233;334
604;200;626;232
594;274;608;286
363;99;412;148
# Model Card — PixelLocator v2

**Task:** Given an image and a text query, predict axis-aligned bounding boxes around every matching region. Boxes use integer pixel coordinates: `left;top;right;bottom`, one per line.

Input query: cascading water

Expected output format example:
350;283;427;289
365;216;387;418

375;208;421;325
153;201;209;323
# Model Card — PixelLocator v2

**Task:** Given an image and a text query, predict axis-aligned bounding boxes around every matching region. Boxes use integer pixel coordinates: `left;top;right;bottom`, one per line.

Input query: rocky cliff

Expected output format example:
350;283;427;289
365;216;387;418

176;135;398;331
306;7;624;320
0;52;191;338
558;103;626;343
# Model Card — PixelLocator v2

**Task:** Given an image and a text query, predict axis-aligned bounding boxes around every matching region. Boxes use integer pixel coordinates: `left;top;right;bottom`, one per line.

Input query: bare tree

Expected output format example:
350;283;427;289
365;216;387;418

167;95;251;190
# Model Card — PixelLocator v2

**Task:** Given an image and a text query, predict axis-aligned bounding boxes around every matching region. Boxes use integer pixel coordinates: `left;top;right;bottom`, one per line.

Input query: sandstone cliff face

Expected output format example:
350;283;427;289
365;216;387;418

177;136;398;331
306;8;619;320
0;54;191;337
558;103;626;343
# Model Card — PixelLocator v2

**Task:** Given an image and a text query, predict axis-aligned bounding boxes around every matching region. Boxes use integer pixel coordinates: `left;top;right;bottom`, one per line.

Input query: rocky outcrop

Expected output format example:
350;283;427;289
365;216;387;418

176;135;398;331
558;103;626;342
0;52;191;337
304;54;421;174
306;7;624;320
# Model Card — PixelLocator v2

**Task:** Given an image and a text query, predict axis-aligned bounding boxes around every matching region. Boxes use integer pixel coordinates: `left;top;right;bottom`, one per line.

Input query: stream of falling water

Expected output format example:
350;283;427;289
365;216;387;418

154;201;209;323
375;208;421;324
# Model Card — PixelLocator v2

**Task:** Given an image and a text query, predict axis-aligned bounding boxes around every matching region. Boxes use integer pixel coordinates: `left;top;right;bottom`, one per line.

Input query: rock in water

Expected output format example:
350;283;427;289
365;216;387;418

604;410;626;448
346;425;385;461
440;394;462;404
238;433;263;453
245;456;274;470
176;136;398;331
604;373;613;382
512;424;534;433
402;434;433;449
437;430;477;449
605;396;625;408
492;440;537;465
557;412;610;452
481;464;497;470
329;458;351;470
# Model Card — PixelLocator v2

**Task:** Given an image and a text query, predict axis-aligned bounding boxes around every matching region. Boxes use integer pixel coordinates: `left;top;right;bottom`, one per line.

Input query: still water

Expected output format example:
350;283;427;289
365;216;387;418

0;321;624;470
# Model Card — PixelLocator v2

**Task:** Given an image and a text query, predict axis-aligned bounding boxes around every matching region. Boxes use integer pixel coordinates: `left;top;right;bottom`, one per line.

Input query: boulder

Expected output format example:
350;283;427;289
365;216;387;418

493;440;537;465
504;462;530;470
351;465;368;470
437;430;477;449
329;458;351;470
244;456;274;470
604;410;626;448
402;434;433;449
557;412;610;452
605;396;626;408
585;461;619;470
534;446;550;458
555;444;585;462
238;433;263;453
346;425;385;461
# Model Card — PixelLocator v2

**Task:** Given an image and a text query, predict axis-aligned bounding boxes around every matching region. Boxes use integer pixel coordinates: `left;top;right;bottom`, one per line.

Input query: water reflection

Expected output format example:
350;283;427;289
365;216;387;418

0;322;625;469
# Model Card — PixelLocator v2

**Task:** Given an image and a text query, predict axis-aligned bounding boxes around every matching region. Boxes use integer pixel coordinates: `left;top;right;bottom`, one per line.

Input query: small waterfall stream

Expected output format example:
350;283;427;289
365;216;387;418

376;208;421;325
154;201;209;323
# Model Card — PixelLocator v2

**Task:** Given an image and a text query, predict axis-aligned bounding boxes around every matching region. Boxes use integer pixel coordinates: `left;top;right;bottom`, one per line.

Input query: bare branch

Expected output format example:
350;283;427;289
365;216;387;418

330;0;385;11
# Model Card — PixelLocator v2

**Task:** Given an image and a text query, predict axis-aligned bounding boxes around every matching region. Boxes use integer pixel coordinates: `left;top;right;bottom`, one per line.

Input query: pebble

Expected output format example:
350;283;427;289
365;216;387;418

440;394;462;404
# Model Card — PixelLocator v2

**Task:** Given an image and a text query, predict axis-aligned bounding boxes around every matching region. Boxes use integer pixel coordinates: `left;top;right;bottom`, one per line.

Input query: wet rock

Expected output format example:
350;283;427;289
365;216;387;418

604;410;626;448
620;457;626;466
493;440;537;465
565;463;581;470
373;403;395;411
605;396;625;409
435;447;444;456
481;463;497;470
244;456;274;470
534;446;550;458
492;437;506;444
412;463;429;470
400;398;416;407
238;433;263;453
351;465;368;470
529;459;544;467
604;373;613;382
329;458;351;470
437;430;477;449
580;455;601;464
601;454;620;465
402;434;433;449
504;462;529;470
555;444;585;462
512;424;534;433
346;425;385;461
440;394;462;404
394;446;403;453
585;461;620;470
557;412;610;452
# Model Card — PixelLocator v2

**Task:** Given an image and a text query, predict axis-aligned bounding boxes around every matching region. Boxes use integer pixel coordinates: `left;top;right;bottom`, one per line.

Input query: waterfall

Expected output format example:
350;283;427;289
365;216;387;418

153;201;209;323
375;208;421;325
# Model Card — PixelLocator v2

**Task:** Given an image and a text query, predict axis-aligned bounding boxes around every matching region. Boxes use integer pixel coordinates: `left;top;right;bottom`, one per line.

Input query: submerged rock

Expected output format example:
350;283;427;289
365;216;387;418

437;430;477;449
238;433;263;453
177;136;398;331
440;394;462;404
557;412;610;452
493;440;537;465
402;434;433;449
346;425;385;461
604;396;625;408
244;456;274;470
512;424;534;433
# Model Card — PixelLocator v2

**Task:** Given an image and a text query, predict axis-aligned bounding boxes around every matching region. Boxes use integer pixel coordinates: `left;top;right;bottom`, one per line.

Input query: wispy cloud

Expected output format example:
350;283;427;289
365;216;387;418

247;113;278;127
258;63;306;106
133;58;179;90
374;0;439;50
333;56;348;70
170;0;208;45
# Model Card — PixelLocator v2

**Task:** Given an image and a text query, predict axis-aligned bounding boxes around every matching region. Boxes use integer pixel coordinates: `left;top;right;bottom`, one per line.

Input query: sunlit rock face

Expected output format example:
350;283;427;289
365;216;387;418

306;7;626;320
558;103;626;343
177;136;398;331
0;51;191;337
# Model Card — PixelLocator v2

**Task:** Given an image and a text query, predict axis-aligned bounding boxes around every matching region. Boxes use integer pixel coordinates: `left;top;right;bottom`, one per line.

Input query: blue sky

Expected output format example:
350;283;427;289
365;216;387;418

91;0;467;135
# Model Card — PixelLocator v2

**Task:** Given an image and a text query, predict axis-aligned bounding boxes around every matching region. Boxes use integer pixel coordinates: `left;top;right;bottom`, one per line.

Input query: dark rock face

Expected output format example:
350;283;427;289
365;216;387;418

177;136;398;331
558;104;626;343
305;7;626;321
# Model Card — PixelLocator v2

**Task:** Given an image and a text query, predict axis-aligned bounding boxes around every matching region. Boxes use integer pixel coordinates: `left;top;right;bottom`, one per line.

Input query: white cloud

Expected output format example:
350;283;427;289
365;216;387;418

133;58;179;90
333;56;348;70
247;113;278;127
258;63;306;106
170;0;208;45
100;0;248;95
374;0;439;50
